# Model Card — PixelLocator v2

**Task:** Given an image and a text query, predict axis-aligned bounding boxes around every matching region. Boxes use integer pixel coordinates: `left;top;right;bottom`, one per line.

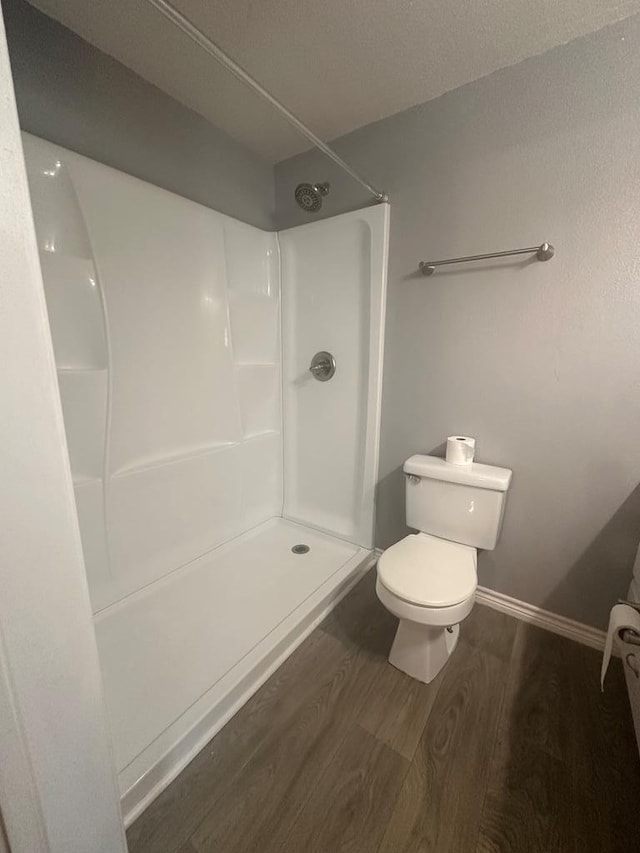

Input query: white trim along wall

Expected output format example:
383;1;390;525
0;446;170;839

475;586;607;652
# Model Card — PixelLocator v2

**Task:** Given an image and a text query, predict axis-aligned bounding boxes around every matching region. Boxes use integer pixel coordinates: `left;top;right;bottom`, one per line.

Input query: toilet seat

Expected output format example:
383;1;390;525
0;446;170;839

377;533;477;607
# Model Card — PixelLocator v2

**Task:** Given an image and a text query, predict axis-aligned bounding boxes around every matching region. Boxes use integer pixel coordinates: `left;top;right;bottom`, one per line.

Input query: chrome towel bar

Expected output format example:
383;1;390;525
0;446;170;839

419;242;555;275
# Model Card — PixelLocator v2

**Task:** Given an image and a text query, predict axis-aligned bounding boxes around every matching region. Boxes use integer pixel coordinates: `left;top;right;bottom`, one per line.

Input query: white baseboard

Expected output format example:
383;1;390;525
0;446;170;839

475;585;607;652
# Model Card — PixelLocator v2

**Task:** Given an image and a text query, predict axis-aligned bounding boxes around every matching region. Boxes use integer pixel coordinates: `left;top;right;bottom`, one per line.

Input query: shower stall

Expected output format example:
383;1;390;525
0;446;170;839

21;131;389;823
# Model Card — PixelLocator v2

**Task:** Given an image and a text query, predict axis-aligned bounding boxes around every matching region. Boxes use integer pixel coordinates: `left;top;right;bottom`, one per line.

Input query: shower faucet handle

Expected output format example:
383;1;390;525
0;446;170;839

309;351;336;382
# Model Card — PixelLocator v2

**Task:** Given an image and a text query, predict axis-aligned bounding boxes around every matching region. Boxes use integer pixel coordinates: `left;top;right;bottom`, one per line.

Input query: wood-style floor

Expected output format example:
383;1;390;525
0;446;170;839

127;569;640;853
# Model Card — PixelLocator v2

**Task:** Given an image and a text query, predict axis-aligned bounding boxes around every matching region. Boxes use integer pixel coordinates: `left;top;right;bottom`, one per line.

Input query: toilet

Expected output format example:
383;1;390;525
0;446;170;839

376;454;512;683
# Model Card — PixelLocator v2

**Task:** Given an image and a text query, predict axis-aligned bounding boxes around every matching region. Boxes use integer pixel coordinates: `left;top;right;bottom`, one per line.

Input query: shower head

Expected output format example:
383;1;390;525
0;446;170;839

294;182;330;212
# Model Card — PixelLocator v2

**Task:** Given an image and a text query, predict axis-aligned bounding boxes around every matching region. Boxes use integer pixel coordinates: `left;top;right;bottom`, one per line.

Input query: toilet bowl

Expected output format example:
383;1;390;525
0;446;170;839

376;453;512;684
377;532;477;683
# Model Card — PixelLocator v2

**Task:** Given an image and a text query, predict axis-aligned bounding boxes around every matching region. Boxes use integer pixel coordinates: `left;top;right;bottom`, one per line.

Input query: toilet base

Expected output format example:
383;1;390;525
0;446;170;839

388;620;459;684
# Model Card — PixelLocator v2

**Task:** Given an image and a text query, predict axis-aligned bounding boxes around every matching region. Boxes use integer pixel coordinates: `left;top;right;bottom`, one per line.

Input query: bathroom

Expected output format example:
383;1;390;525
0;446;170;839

1;0;640;850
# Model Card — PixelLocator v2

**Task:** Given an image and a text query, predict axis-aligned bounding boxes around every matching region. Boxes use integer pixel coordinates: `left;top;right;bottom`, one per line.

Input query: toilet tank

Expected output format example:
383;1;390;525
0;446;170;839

404;454;512;550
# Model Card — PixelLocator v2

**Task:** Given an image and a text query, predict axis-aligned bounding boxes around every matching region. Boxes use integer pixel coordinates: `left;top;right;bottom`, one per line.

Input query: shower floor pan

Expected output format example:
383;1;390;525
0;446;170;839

93;517;373;825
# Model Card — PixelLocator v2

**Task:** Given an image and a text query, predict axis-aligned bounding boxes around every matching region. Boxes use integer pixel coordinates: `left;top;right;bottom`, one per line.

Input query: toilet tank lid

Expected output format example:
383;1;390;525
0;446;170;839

403;454;512;491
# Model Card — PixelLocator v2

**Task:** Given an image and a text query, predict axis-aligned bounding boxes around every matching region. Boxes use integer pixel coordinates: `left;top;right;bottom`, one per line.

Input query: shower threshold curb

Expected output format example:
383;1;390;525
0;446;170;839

121;544;376;826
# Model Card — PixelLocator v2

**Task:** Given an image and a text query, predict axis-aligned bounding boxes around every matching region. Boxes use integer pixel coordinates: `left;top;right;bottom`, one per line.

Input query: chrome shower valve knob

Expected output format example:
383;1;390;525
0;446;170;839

309;351;336;381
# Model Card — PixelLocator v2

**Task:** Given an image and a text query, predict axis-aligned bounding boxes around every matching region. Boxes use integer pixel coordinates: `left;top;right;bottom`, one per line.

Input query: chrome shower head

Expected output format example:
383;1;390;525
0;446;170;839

294;182;330;212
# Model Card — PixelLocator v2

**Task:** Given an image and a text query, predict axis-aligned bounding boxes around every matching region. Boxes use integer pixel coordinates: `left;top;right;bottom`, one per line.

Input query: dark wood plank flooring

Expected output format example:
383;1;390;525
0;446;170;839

127;570;640;853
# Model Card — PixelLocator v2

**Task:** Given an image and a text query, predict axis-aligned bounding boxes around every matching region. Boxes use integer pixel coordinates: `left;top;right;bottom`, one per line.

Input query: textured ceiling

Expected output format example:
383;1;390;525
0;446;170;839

28;0;640;163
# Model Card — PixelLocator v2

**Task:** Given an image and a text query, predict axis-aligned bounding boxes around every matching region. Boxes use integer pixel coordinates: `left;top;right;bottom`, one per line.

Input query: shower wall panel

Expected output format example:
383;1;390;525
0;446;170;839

22;132;388;815
279;206;389;548
22;132;283;611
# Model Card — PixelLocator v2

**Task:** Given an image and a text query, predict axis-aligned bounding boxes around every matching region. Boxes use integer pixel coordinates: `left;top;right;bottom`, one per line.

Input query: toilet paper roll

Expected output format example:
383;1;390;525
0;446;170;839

601;603;640;690
445;436;476;466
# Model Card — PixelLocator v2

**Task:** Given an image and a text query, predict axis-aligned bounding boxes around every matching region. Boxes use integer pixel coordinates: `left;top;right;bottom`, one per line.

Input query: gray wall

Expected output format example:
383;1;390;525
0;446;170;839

276;16;640;629
2;0;275;230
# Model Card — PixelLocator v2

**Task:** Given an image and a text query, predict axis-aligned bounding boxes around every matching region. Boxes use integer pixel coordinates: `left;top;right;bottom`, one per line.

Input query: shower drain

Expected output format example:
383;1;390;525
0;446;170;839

291;544;310;555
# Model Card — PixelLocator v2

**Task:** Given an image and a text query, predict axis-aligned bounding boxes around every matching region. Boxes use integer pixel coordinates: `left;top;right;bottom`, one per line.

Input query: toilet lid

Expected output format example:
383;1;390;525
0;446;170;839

377;533;477;607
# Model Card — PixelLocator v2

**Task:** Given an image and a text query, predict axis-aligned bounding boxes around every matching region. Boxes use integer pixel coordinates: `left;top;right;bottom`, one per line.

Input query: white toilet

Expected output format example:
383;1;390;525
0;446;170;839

376;454;512;683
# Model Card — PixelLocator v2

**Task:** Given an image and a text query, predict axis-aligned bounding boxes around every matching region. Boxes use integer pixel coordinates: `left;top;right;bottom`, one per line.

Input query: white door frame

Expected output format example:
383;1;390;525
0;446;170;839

0;5;127;851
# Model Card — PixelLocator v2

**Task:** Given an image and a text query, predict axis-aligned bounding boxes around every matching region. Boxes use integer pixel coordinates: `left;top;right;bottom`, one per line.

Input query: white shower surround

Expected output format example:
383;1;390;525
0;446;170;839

22;132;389;823
281;214;388;547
